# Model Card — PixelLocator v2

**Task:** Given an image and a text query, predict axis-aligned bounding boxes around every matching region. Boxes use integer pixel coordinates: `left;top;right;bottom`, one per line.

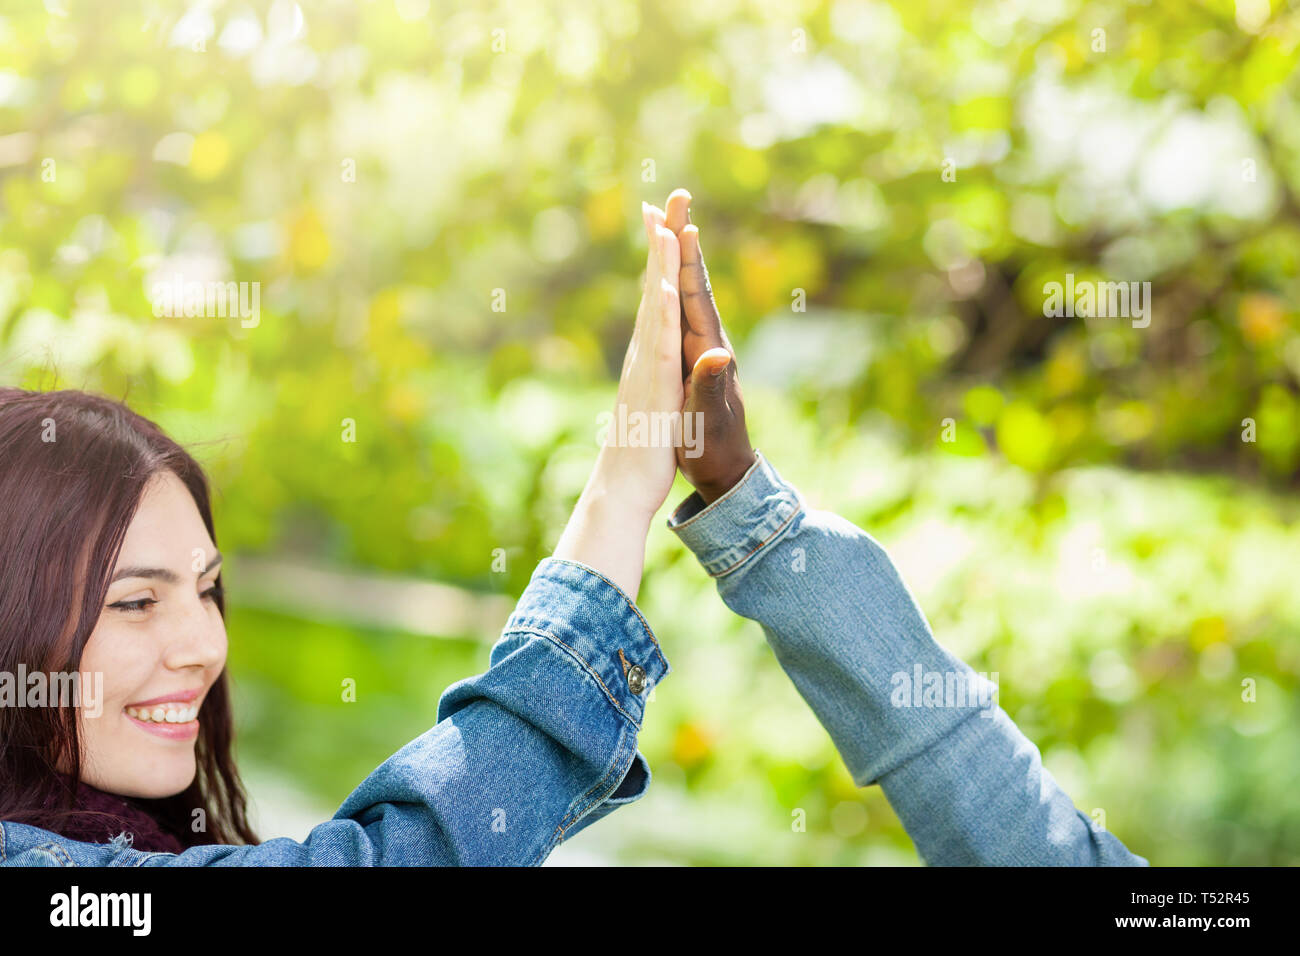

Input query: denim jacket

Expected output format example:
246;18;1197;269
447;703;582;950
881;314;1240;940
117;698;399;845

666;451;1147;866
2;451;1146;866
1;559;669;866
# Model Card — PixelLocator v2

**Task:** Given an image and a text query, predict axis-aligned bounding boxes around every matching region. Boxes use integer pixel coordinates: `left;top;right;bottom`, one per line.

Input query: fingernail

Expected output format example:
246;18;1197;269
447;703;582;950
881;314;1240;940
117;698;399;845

710;362;726;376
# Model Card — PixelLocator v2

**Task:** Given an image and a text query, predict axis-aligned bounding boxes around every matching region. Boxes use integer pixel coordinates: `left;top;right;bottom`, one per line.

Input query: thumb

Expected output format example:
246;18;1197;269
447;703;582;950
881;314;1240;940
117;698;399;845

688;348;732;405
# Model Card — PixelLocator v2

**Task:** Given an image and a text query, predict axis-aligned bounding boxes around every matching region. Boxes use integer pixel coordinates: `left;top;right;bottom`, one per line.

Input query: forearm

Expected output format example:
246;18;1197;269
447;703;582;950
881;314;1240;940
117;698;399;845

877;703;1141;865
669;452;1146;866
553;454;654;602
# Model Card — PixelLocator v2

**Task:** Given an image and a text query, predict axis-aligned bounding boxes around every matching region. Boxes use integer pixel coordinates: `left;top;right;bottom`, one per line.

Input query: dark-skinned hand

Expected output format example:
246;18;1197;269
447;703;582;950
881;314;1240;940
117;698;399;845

652;188;757;504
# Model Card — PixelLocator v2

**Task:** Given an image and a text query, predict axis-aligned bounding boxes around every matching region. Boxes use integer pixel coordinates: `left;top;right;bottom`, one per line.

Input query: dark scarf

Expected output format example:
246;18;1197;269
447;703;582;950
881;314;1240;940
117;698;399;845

45;780;188;854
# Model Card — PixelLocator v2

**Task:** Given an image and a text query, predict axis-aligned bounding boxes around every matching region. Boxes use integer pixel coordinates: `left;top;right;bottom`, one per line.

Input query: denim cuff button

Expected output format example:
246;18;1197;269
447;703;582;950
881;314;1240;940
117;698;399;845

626;665;647;695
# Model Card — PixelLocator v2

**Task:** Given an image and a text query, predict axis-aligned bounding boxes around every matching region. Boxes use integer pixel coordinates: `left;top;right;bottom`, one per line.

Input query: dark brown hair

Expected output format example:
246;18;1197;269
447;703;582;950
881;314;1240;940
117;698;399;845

0;387;257;845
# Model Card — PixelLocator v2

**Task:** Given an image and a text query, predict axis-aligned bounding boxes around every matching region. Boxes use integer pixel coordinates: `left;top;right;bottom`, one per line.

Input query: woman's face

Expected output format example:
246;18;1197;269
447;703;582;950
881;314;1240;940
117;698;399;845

76;469;228;799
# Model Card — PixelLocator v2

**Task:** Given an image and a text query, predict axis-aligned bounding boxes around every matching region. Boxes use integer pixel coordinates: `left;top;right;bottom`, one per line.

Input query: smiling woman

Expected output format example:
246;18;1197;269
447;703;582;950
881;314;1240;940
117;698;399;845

0;387;257;850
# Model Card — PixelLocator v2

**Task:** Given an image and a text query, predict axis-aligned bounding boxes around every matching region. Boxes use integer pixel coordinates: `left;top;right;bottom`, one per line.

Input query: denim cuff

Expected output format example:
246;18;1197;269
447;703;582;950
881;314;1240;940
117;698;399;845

666;450;803;578
503;557;669;729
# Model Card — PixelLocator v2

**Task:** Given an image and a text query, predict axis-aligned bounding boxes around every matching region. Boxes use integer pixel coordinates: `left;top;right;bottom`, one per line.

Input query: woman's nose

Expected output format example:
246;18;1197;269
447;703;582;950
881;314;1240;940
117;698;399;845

164;593;226;669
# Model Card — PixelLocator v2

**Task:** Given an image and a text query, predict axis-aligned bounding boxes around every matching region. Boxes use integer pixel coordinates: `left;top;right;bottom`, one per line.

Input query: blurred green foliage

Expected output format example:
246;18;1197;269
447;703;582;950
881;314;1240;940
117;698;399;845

1;0;1297;864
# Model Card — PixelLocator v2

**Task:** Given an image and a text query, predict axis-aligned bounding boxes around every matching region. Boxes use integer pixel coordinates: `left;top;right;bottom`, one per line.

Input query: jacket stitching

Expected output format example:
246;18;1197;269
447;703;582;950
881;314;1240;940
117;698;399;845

538;559;669;671
34;842;74;866
531;754;620;866
712;501;803;579
534;729;633;865
667;454;765;531
548;754;622;857
564;737;630;824
505;625;640;728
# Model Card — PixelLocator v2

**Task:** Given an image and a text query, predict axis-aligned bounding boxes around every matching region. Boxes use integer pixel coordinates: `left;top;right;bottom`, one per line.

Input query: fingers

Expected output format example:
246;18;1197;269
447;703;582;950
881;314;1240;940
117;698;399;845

645;202;666;233
658;223;681;292
641;202;661;279
655;225;681;364
642;202;669;295
622;205;684;411
679;223;731;373
664;189;691;234
642;221;673;334
658;278;681;367
632;206;656;354
631;220;680;380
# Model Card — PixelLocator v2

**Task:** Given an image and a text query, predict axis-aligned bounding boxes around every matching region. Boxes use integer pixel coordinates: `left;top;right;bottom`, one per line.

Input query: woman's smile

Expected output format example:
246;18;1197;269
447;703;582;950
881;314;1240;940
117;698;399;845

124;689;205;741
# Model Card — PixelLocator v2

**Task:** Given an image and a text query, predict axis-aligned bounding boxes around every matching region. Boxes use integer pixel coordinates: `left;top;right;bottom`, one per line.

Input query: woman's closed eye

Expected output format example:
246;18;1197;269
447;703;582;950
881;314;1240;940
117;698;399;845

109;584;222;614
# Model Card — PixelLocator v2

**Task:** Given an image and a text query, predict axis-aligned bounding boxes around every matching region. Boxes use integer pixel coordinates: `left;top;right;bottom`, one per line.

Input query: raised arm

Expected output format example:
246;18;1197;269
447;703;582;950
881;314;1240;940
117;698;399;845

663;198;1146;866
1;194;689;868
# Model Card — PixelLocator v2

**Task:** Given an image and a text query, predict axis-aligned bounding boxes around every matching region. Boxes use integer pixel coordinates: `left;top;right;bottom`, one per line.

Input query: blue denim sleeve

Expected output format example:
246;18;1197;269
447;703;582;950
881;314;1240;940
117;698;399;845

0;558;667;867
667;451;1146;866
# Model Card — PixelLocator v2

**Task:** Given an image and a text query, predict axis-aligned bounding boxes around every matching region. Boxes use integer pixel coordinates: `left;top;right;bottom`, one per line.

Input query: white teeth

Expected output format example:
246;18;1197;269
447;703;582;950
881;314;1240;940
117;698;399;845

127;702;199;723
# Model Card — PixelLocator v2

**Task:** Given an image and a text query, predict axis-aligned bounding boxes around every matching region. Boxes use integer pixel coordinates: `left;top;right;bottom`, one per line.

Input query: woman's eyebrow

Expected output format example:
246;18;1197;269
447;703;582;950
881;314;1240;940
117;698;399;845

110;551;223;584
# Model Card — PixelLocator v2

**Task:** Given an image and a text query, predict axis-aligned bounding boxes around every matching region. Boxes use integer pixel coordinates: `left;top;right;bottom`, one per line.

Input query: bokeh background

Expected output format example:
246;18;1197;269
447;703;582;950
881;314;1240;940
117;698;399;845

2;0;1299;864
